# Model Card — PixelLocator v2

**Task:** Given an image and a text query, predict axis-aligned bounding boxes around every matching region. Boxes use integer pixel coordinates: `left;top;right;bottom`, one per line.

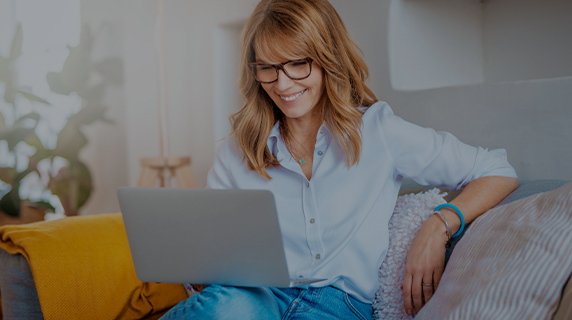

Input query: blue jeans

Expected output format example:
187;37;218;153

160;285;373;320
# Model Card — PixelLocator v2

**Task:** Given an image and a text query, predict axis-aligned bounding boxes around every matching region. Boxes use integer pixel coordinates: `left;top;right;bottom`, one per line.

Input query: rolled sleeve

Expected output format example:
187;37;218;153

377;103;517;190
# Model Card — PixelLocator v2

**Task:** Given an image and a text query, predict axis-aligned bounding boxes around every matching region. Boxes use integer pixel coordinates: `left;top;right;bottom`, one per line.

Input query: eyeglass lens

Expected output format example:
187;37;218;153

253;59;311;83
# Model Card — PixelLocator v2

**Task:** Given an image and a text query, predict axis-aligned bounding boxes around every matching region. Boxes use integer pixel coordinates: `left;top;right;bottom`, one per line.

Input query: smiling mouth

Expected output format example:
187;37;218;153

279;90;306;102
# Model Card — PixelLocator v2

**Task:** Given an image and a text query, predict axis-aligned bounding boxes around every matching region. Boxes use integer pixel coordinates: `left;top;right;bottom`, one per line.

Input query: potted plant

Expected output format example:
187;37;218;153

0;23;122;221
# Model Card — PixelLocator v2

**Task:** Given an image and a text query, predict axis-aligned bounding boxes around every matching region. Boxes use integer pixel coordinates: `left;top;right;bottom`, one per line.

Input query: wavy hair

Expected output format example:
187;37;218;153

231;0;377;180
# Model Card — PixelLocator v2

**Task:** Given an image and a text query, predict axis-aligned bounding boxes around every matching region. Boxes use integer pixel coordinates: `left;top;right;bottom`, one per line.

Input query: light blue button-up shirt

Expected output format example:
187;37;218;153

206;101;517;303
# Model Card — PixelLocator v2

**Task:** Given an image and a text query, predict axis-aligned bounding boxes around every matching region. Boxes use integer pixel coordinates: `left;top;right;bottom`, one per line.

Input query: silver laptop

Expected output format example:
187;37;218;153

117;187;325;288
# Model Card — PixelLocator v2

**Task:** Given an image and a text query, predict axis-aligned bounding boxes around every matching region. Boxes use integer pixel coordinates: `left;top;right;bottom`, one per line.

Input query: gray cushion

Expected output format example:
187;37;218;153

0;248;43;320
498;179;570;206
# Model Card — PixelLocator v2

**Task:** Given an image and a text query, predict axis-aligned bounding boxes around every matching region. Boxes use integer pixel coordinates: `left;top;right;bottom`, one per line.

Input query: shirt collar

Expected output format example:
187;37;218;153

269;121;281;139
266;120;330;156
267;121;281;153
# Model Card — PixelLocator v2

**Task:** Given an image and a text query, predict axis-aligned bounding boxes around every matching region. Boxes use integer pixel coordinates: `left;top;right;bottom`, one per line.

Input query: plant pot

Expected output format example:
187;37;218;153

0;202;47;227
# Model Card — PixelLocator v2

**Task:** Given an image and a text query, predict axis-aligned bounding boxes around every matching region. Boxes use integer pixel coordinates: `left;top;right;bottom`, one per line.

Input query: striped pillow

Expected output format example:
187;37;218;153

417;182;572;320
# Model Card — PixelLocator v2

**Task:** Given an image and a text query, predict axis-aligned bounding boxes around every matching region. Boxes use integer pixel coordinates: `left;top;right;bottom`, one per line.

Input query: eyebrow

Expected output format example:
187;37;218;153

254;52;305;64
254;56;305;64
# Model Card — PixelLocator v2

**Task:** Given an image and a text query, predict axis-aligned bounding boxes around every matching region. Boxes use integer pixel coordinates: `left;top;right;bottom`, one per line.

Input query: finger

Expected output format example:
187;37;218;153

434;267;444;291
422;273;434;304
402;273;414;316
412;274;424;314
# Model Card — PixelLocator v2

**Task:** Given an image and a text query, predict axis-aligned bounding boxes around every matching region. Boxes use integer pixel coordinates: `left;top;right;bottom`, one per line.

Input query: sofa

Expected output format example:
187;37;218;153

0;179;571;320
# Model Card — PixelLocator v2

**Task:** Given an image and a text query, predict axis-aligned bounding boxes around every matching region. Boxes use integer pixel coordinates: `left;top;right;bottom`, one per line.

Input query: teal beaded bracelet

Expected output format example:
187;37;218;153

434;203;465;238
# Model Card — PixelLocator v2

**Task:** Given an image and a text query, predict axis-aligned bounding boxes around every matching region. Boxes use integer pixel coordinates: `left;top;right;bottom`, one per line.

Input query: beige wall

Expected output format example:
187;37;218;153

79;0;128;215
122;0;260;190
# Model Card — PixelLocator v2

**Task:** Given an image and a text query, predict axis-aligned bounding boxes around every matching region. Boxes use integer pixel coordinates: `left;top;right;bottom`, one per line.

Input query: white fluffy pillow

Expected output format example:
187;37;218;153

373;188;447;319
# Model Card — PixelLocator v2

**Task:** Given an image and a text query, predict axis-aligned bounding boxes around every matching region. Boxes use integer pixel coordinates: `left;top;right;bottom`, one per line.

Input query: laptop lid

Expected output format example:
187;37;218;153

117;188;293;288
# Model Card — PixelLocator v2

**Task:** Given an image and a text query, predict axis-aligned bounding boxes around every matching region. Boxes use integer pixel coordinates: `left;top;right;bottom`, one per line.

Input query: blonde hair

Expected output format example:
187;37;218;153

231;0;377;180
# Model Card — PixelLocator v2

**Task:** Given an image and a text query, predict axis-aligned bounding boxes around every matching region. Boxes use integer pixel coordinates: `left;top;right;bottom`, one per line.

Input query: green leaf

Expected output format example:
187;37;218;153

70;103;109;126
17;90;51;105
14;112;41;126
29;148;52;168
9;24;23;62
77;83;105;102
0;113;41;151
0;55;9;83
0;127;35;151
25;133;50;170
60;29;92;92
27;200;56;213
60;47;91;92
53;103;110;160
13;167;35;184
46;25;96;96
0;187;21;217
48;160;92;215
4;81;16;105
94;57;123;85
0;112;6;131
70;161;92;210
46;72;73;95
53;124;88;161
24;131;46;150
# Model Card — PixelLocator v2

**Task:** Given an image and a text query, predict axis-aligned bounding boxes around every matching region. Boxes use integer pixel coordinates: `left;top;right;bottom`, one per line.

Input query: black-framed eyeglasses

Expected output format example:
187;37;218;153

248;57;313;84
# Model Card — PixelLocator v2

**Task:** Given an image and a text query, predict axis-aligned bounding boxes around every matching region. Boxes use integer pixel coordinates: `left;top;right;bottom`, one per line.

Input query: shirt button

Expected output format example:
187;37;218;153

310;218;315;224
320;128;324;134
307;182;310;188
315;254;321;260
317;151;323;156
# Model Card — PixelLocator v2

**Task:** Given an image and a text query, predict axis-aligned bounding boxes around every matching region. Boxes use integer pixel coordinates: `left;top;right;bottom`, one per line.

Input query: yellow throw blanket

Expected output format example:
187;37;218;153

0;213;187;320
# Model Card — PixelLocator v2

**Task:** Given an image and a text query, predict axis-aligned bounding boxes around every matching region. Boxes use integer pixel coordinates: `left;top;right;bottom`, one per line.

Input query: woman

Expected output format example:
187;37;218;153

161;0;518;319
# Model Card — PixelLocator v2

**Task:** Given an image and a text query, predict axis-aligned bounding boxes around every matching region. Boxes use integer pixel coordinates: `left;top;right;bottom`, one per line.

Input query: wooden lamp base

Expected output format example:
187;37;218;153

137;157;197;188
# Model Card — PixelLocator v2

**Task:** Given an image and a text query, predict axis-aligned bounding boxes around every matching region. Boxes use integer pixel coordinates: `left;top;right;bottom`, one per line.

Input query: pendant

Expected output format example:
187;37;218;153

299;159;306;165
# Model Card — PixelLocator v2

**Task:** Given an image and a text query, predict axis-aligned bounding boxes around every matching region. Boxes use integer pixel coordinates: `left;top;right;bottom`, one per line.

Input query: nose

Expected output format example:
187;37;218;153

275;69;294;91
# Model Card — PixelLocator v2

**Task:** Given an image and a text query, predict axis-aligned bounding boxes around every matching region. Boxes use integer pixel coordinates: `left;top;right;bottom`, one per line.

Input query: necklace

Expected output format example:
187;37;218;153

287;133;314;165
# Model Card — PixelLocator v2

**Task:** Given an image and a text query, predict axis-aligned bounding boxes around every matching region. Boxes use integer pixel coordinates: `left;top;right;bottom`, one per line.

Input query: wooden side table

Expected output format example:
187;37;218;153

137;157;197;188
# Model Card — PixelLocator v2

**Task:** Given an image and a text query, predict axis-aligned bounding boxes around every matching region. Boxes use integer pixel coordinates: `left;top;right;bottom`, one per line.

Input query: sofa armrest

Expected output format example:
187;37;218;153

0;248;42;319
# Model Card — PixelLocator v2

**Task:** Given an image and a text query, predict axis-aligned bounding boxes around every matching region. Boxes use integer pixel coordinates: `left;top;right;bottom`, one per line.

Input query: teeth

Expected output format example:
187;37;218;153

280;90;305;101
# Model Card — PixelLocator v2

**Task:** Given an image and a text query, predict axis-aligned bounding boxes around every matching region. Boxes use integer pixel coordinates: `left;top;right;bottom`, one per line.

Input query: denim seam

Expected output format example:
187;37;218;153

282;290;305;320
289;291;312;313
344;293;368;320
283;288;324;318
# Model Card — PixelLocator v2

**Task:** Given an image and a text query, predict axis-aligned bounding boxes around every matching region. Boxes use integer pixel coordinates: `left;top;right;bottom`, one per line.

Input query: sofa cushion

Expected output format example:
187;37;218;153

498;179;570;206
417;181;572;320
0;248;42;319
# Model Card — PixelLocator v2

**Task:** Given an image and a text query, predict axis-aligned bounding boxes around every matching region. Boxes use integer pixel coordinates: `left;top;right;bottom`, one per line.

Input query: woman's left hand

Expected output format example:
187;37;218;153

402;216;449;316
